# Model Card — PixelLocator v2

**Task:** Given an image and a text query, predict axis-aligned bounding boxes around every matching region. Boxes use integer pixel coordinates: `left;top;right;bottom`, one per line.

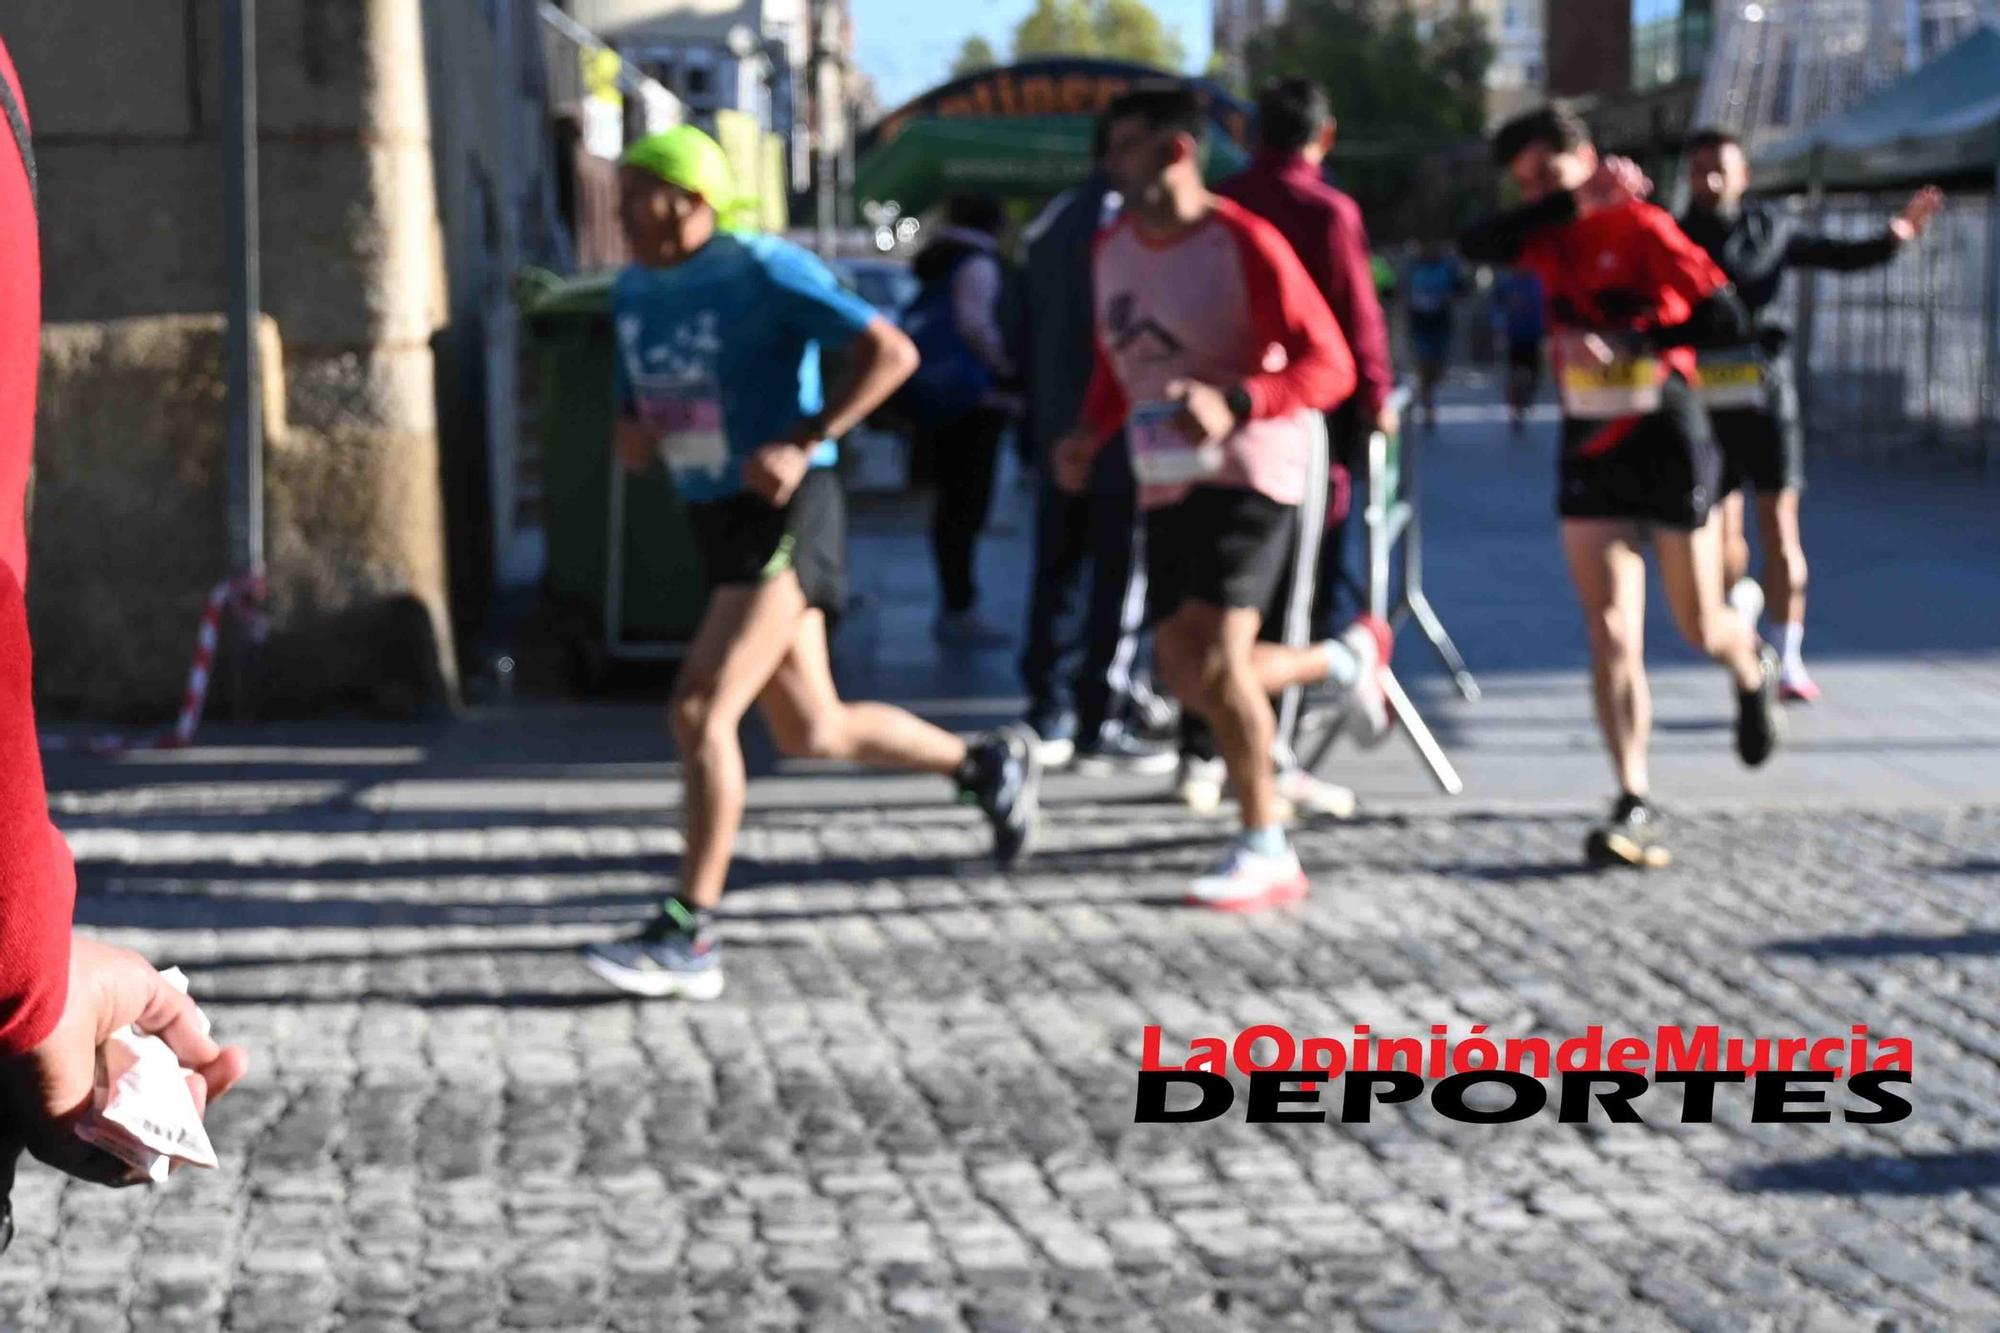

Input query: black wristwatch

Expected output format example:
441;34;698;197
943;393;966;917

797;410;832;443
1224;384;1254;425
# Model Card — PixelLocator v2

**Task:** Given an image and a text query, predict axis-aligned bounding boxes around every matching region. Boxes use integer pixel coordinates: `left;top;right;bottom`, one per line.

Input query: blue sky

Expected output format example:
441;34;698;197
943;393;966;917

852;0;1214;112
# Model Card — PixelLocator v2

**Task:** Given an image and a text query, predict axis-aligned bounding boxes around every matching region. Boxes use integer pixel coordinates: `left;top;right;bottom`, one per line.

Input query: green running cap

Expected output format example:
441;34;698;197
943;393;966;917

620;126;754;226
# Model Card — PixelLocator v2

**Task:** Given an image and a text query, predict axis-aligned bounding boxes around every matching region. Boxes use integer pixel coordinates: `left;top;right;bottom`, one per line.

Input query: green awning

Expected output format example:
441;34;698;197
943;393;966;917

854;115;1249;215
1754;25;2000;192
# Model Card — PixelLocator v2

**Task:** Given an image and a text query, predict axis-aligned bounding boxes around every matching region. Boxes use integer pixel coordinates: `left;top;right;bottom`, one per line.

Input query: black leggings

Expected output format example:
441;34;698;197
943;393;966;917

925;407;1010;614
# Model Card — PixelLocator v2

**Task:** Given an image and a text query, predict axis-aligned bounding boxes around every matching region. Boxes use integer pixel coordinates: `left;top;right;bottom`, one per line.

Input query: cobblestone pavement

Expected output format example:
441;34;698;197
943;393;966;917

15;386;2000;1328
6;754;2000;1332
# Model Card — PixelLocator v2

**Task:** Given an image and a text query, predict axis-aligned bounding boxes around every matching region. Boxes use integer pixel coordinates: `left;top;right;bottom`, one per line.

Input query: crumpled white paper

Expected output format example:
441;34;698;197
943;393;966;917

73;968;219;1183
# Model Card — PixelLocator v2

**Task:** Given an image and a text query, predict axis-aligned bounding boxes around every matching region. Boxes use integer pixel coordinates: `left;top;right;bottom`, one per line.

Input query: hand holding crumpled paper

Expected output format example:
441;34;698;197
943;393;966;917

2;939;246;1206
73;968;221;1183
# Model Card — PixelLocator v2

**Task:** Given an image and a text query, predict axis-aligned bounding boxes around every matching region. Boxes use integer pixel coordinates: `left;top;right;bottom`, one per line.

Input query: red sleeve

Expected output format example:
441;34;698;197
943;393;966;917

1076;226;1128;444
1639;205;1727;307
0;37;73;1059
1078;329;1127;444
0;568;74;1057
1323;195;1393;417
1229;208;1356;419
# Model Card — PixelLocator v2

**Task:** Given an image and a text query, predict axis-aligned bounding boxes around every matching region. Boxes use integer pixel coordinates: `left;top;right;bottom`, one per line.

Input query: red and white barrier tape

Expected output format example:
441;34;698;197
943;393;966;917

40;576;268;757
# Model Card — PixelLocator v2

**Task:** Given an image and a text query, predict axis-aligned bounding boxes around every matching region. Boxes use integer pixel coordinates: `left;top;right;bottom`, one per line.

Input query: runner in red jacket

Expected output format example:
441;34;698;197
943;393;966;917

0;36;246;1214
1459;104;1783;870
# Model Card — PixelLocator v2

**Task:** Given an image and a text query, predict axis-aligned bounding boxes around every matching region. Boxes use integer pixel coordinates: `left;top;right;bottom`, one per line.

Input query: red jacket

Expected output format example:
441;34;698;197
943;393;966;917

0;37;75;1059
1218;151;1394;420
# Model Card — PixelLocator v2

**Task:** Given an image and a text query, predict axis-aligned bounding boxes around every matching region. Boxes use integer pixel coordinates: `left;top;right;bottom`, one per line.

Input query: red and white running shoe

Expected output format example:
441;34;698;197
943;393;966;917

1185;843;1309;912
1339;614;1395;748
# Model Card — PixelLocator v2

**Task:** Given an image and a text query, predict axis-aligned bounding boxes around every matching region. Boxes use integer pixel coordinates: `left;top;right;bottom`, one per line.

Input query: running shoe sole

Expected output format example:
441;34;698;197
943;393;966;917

1779;679;1820;704
1277;774;1358;820
1070;749;1181;778
1033;737;1077;768
1583;828;1671;871
581;948;727;1000
1178;778;1225;815
1184;870;1309;912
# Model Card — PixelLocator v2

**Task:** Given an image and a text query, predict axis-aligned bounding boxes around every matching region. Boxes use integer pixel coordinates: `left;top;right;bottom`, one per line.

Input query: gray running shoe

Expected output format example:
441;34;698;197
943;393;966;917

581;901;725;1000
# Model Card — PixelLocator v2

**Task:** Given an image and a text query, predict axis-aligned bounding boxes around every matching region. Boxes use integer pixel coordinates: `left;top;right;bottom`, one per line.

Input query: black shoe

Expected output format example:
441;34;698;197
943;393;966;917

957;723;1041;867
1584;794;1671;870
1071;724;1178;777
1735;644;1785;768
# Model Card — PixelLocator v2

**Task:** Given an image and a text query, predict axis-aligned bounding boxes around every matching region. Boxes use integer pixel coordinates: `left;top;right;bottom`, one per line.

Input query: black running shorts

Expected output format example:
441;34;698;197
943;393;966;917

686;465;847;614
1146;484;1298;619
1712;364;1804;495
1557;375;1720;531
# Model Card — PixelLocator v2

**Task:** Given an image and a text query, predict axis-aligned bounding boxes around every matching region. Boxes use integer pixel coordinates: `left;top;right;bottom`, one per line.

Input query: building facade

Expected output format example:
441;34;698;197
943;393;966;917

1467;0;1547;121
565;0;860;213
1543;0;1707;172
1631;0;1714;92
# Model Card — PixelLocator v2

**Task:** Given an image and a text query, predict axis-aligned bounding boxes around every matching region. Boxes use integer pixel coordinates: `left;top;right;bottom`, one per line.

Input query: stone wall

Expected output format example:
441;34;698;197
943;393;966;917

29;315;450;720
7;0;461;717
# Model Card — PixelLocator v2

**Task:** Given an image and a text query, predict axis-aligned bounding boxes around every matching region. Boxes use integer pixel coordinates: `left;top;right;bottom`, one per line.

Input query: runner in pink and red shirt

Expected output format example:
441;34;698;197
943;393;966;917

1050;85;1394;911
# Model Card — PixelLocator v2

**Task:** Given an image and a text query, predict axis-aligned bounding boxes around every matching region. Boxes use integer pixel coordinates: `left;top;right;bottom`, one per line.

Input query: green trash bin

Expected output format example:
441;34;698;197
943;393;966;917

524;272;707;681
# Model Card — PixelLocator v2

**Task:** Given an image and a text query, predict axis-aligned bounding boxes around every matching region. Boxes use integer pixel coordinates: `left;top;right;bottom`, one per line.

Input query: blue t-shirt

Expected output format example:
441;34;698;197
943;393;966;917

1492;269;1545;344
1405;257;1463;321
612;232;879;504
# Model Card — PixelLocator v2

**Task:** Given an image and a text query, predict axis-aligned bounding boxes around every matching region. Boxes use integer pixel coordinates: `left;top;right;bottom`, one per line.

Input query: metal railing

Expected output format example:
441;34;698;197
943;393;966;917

1785;190;1999;468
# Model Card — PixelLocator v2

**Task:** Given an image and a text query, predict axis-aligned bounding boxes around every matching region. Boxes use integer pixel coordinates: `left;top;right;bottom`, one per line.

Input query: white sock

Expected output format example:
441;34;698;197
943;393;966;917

1317;639;1360;688
1242;825;1289;857
1728;577;1763;630
1778;621;1806;674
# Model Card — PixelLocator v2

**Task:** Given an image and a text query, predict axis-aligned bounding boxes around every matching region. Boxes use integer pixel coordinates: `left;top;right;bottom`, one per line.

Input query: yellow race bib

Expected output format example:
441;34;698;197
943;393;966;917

1553;331;1662;420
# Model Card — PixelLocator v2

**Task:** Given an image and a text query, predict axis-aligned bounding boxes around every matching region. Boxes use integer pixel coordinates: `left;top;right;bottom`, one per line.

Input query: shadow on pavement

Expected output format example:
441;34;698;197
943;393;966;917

1761;929;2000;961
1732;1148;2000;1196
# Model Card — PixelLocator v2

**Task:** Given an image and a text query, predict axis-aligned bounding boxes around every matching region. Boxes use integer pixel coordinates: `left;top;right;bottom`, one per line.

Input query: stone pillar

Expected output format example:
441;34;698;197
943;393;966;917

15;0;459;718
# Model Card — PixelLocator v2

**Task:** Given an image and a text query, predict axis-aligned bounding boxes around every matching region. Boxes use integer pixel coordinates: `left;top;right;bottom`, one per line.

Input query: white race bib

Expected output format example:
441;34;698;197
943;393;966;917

1127;400;1223;486
640;377;729;482
1694;348;1768;410
1553;331;1662;420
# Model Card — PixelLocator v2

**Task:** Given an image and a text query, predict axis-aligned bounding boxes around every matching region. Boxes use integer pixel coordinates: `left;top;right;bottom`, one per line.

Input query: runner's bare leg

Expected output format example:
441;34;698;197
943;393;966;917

1163;603;1279;830
1656;514;1764;691
669;574;814;910
1755;488;1806;628
1562;518;1652;797
757;608;968;772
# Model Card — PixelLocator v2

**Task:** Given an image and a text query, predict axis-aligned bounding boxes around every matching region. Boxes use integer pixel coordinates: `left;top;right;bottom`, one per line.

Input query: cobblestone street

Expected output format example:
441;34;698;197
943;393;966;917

11;393;2000;1330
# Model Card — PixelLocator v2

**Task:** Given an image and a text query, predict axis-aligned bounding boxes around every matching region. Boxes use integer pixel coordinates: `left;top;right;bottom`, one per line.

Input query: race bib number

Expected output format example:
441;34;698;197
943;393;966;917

1553;332;1662;420
639;377;729;482
1127;401;1223;487
1695;348;1768;410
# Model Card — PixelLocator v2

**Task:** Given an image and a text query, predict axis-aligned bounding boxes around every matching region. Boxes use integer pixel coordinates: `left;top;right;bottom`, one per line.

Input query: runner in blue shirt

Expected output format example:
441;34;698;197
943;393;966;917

1490;266;1545;435
583;128;1041;1000
1403;242;1466;431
